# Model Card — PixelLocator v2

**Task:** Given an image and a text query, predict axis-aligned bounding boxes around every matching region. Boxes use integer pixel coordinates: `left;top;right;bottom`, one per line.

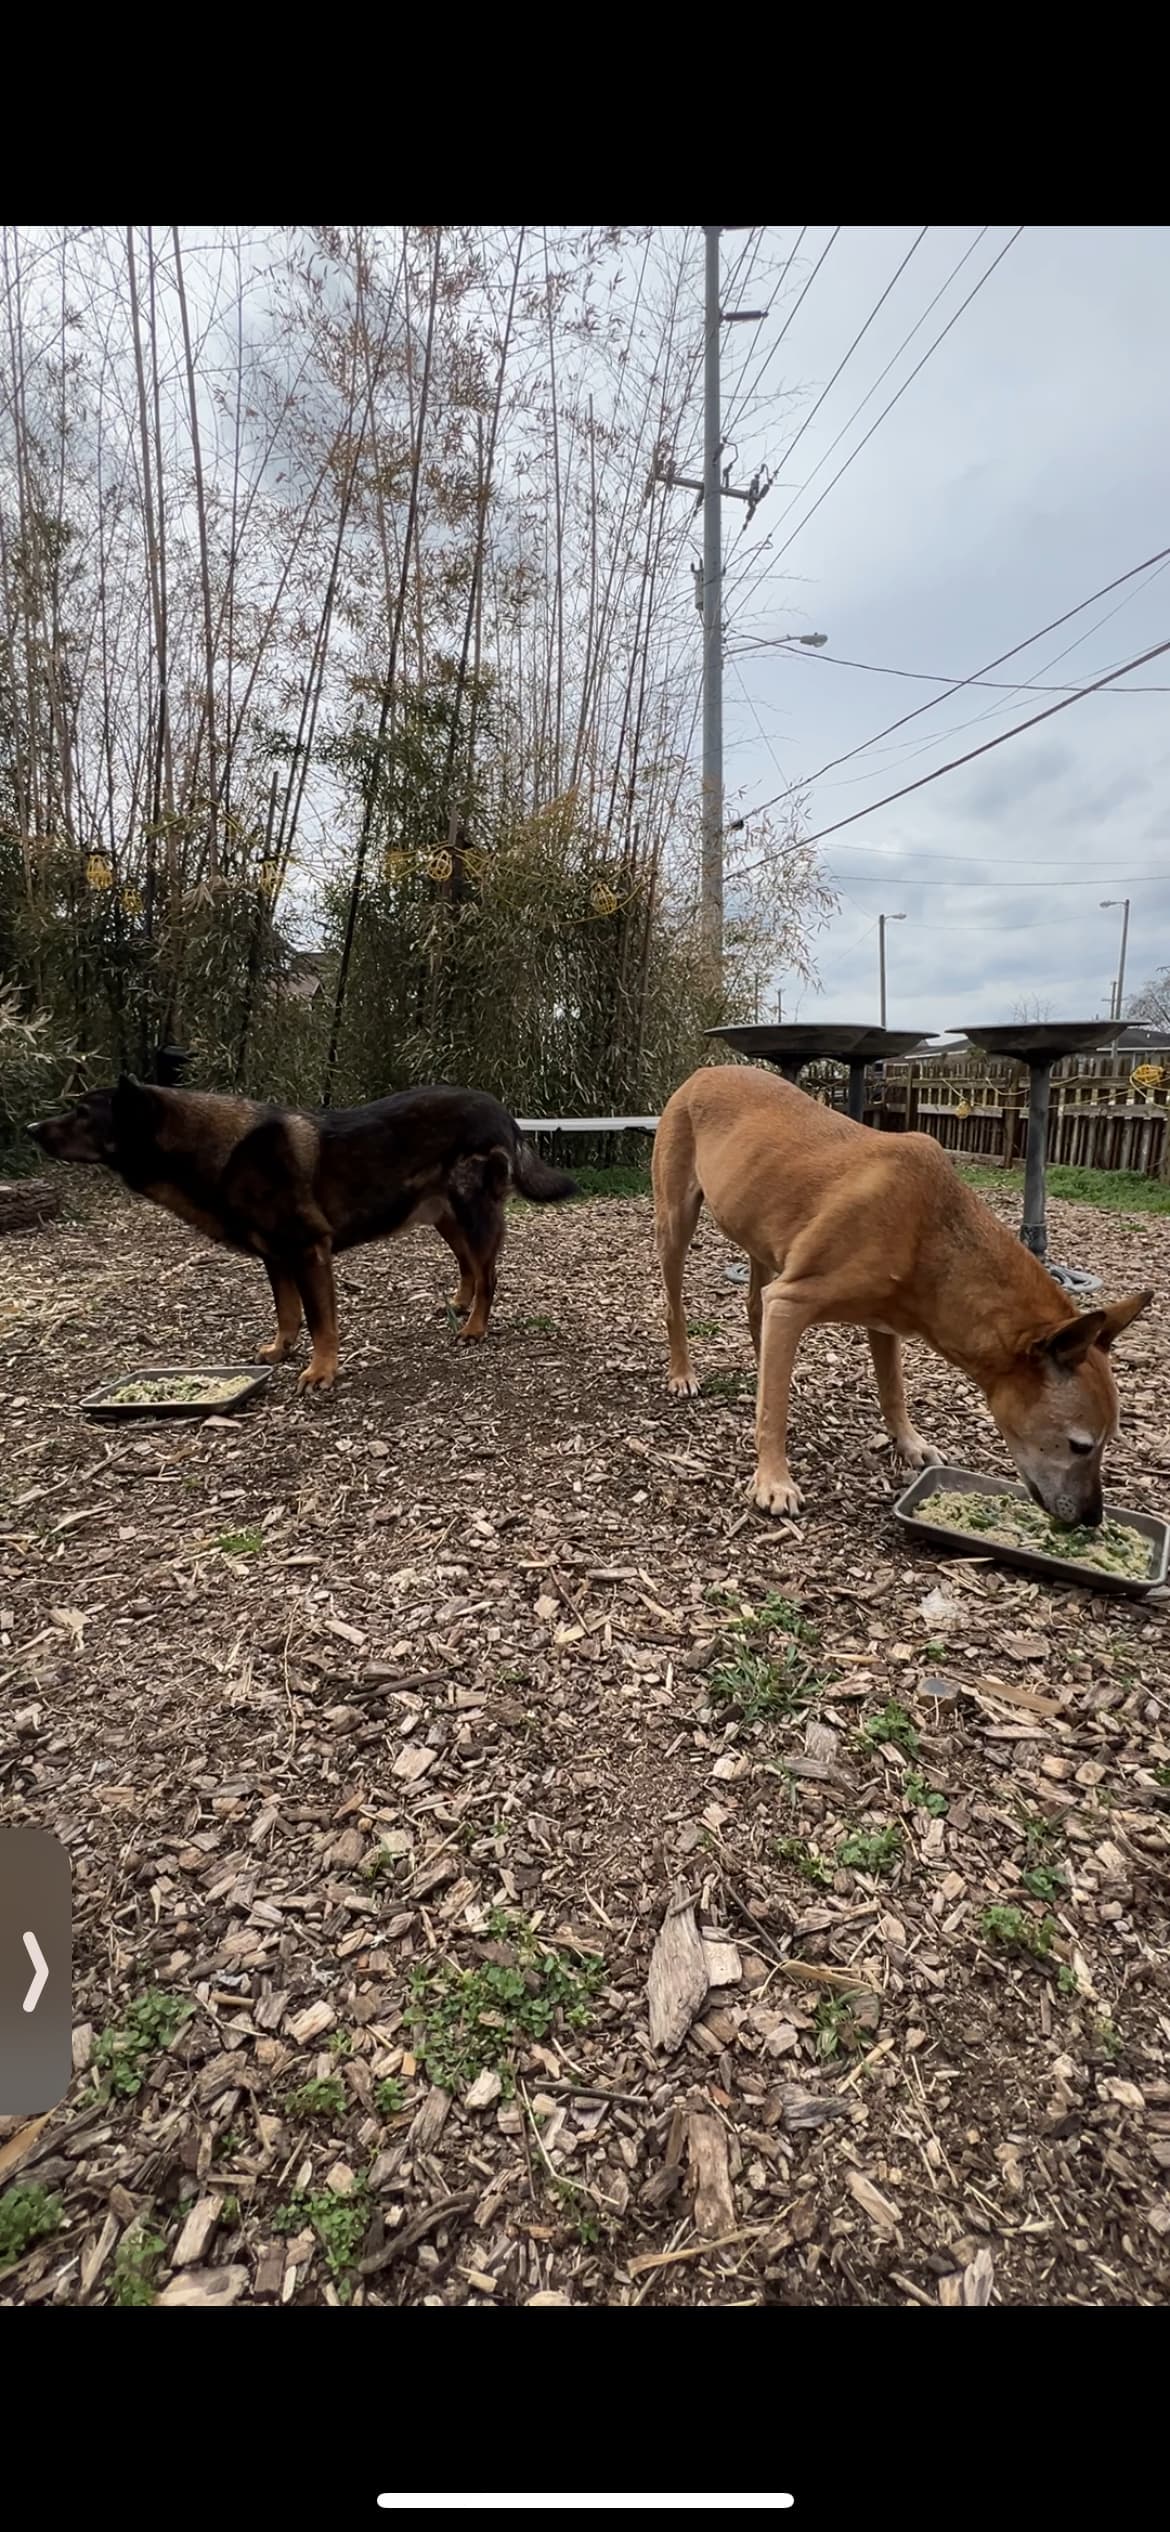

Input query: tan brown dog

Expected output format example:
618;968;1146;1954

653;1064;1152;1524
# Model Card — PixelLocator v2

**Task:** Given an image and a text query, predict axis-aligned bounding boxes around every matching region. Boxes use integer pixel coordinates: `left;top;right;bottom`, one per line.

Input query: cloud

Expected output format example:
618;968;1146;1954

722;225;1170;1032
961;742;1077;824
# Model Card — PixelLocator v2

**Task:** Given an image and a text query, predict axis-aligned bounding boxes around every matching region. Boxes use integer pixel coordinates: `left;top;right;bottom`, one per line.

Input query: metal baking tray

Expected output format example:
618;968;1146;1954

892;1462;1169;1600
80;1363;272;1421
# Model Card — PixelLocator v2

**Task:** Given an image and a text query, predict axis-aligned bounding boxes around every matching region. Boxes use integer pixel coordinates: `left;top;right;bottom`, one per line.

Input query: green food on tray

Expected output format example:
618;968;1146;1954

926;1488;1152;1579
103;1375;252;1408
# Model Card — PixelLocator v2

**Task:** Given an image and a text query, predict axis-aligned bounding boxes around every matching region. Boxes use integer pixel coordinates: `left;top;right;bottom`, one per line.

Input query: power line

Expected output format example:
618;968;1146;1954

735;631;1170;874
730;640;1170;696
760;229;929;485
719;229;994;624
764;228;1024;570
722;228;807;443
726;228;842;435
829;556;1170;795
823;868;1170;888
742;542;1170;813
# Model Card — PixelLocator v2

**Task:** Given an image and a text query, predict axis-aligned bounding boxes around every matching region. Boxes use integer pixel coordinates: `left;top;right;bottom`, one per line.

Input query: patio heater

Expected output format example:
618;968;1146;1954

708;1022;933;1118
956;1020;1127;1292
707;1023;938;1277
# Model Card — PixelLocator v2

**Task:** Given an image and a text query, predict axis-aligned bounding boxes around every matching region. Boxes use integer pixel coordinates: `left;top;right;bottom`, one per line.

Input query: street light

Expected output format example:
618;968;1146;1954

1100;899;1130;1021
878;912;906;1029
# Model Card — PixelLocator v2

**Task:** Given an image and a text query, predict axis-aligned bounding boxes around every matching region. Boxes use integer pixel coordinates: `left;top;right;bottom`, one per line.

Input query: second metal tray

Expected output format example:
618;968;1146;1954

81;1363;272;1421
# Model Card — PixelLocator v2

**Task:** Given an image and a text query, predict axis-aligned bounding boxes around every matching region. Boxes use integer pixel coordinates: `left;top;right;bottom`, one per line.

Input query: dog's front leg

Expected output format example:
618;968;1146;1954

257;1260;303;1363
294;1240;339;1390
866;1330;941;1469
751;1284;813;1516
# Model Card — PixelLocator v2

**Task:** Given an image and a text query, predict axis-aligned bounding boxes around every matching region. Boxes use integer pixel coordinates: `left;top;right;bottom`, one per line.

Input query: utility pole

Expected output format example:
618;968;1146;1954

655;230;769;984
1102;898;1130;1020
878;911;905;1029
701;227;723;973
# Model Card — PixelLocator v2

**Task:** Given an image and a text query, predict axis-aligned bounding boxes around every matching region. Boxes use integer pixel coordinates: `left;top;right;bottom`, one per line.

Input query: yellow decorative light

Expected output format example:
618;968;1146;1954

427;849;453;883
85;852;113;890
462;846;489;881
119;884;143;917
383;848;410;881
955;1098;972;1120
1132;1062;1164;1093
590;881;618;916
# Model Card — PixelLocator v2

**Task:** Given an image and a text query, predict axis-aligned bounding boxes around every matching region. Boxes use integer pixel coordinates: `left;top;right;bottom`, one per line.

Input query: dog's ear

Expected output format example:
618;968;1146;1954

1095;1288;1153;1353
1038;1312;1109;1369
113;1073;155;1119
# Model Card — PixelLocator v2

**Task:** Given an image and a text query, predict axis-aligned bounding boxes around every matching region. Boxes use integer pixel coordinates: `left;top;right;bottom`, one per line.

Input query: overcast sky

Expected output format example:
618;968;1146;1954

720;226;1170;1035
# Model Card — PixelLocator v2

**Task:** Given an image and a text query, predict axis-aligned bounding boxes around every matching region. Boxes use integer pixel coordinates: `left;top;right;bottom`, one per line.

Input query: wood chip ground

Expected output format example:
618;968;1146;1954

1;1179;1168;2305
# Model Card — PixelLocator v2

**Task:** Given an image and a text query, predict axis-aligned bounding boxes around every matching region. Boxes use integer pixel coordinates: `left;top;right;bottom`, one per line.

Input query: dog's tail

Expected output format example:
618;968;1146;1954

510;1132;578;1203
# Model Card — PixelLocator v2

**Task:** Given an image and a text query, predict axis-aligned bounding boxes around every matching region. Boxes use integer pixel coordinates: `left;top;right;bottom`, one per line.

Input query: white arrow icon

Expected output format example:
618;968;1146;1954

22;1931;48;2013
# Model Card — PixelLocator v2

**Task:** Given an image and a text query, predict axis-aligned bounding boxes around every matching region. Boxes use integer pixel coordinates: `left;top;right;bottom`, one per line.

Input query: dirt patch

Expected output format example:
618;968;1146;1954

1;1178;1168;2305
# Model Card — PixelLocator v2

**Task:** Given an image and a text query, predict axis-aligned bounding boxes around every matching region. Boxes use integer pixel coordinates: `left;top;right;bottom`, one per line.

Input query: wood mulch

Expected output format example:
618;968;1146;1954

1;1177;1168;2305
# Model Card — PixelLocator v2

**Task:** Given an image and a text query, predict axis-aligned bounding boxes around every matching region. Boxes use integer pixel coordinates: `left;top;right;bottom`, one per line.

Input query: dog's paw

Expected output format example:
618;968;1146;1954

897;1433;943;1471
668;1371;701;1397
457;1323;488;1344
298;1364;336;1393
256;1338;290;1363
748;1469;804;1517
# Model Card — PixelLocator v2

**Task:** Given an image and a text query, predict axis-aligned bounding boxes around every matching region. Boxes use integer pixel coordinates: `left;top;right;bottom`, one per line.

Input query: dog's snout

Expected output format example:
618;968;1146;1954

1048;1477;1104;1531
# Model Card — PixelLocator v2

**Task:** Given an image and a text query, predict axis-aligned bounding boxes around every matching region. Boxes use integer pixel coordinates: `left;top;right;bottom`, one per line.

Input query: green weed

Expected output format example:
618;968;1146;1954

904;1769;947;1817
274;2188;369;2299
701;1368;755;1402
0;2183;62;2266
410;1914;604;2097
110;2225;165;2307
361;1845;406;1883
861;1701;920;1758
686;1319;722;1339
92;1990;194;2101
286;2075;347;2122
1021;1863;1067;1902
813;1996;867;2060
215;1525;264;1556
838;1825;903;1877
979;1903;1060;1963
774;1835;832;1888
375;2077;406;2118
710;1596;823;1724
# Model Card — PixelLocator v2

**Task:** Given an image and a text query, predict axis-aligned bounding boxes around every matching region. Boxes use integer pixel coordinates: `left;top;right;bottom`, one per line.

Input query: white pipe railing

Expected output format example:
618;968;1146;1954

516;1115;659;1134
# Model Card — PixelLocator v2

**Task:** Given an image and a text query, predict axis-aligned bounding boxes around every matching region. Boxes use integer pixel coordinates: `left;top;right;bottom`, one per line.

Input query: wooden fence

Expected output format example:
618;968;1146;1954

804;1046;1170;1177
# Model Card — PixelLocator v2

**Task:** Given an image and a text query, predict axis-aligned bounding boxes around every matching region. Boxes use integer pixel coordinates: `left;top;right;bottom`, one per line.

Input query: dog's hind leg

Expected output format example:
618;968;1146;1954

866;1330;941;1470
434;1207;477;1316
293;1240;339;1390
257;1261;303;1363
652;1109;703;1396
459;1198;505;1342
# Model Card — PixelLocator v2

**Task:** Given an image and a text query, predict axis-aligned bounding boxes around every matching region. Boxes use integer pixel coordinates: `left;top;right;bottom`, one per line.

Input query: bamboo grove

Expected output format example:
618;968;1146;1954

0;226;833;1157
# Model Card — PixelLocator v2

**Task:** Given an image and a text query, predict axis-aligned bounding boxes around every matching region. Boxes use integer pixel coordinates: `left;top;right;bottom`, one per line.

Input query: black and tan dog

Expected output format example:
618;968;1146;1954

30;1080;577;1388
